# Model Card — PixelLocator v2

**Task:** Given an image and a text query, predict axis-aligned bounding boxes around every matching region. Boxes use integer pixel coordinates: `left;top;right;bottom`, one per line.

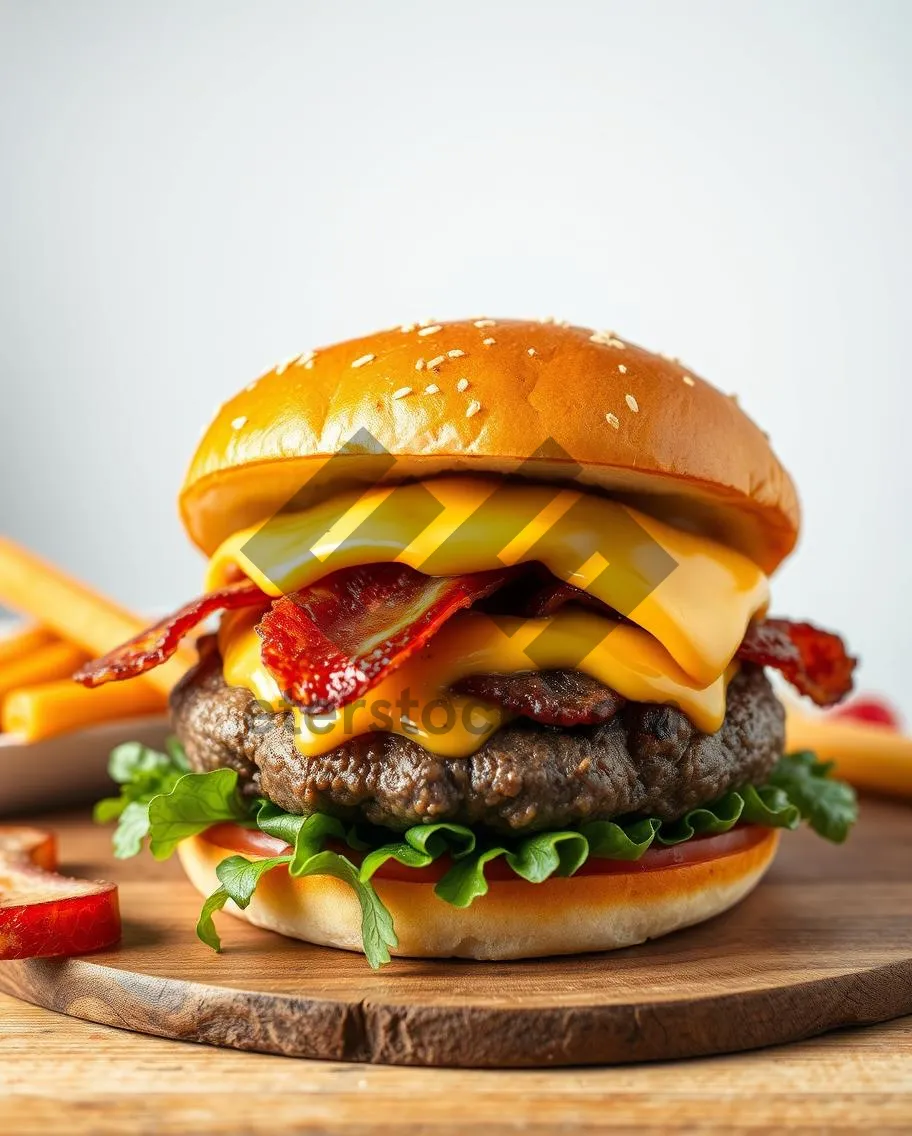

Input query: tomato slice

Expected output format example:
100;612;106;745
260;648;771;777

199;821;768;884
0;826;121;960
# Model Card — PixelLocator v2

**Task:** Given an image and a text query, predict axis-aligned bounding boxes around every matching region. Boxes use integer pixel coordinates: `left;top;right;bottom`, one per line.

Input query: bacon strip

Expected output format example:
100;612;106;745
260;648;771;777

483;571;620;621
73;581;268;687
73;564;856;724
737;618;856;707
256;564;513;714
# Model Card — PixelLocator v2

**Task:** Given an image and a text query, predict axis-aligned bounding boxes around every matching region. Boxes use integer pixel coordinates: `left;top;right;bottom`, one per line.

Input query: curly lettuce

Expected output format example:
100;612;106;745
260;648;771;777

96;742;857;968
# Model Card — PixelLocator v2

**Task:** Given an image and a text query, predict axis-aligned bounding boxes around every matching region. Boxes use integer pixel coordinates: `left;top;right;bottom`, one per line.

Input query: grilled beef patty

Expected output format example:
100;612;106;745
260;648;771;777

170;647;784;834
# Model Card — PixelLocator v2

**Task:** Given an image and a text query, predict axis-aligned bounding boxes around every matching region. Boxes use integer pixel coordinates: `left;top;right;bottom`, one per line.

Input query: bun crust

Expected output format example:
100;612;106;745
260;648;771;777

177;828;779;960
180;320;799;573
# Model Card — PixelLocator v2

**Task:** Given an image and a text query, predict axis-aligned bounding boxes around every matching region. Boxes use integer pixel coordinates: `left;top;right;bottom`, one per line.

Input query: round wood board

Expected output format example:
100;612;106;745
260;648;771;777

1;797;910;1068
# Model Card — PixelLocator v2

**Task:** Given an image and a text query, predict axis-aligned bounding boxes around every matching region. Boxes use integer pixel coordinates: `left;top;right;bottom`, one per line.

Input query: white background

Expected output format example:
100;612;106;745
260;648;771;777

1;1;909;713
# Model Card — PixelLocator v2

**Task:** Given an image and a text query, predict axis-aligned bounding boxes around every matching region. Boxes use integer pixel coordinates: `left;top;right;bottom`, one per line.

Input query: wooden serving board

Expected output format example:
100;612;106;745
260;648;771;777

1;798;910;1068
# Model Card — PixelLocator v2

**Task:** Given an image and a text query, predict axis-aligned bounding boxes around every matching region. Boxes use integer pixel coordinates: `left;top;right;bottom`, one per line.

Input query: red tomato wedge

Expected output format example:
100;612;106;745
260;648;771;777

199;821;767;884
0;826;121;960
828;695;903;732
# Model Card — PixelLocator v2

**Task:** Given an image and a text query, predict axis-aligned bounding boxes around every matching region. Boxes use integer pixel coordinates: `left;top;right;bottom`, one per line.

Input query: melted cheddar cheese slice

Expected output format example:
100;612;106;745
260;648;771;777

207;476;768;687
209;476;767;759
219;606;735;758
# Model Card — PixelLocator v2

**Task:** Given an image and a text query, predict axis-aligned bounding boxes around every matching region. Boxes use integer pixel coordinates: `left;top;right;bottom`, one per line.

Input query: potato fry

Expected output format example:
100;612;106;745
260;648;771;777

786;712;912;800
0;625;58;667
3;678;168;742
0;537;195;695
0;642;88;701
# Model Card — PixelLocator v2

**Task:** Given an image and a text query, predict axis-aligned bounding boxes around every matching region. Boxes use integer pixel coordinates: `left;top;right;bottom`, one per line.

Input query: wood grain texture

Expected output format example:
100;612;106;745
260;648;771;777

2;994;912;1134
0;798;911;1070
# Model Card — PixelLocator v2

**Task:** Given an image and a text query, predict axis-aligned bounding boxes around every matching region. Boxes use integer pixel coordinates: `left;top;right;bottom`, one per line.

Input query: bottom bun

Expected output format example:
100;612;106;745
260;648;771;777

177;827;780;960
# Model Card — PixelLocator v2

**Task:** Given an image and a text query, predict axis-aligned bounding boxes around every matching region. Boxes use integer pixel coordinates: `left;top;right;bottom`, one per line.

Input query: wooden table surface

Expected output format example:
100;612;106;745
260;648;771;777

1;806;912;1133
2;992;911;1134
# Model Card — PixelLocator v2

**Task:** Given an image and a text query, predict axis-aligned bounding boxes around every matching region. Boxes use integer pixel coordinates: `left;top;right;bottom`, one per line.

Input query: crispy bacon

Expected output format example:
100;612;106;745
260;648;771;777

257;564;514;714
73;581;268;687
74;561;855;726
478;569;620;621
737;618;856;708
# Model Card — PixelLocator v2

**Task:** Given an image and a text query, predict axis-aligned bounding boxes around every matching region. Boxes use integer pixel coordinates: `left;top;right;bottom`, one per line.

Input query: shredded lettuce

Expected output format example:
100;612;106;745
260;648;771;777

97;743;857;967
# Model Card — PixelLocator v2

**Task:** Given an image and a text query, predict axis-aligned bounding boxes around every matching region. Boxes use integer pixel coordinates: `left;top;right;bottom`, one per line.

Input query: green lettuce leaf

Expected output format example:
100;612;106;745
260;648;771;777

290;849;398;968
766;751;858;842
96;739;858;967
433;830;592;906
93;741;193;857
110;800;157;859
436;847;506;906
196;886;231;951
147;769;248;859
196;857;293;951
218;853;293;905
358;822;476;882
578;817;660;860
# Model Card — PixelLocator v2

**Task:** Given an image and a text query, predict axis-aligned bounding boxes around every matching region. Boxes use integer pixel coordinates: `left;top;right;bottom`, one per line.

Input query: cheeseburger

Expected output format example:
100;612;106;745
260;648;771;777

79;318;857;966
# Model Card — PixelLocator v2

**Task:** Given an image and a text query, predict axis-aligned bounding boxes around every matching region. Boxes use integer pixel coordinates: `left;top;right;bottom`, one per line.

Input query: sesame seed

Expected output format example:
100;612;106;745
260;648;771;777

682;374;695;386
605;413;619;429
473;319;496;328
231;415;247;430
590;331;626;349
661;352;682;364
417;325;442;337
466;399;482;418
352;353;375;368
392;387;413;400
426;355;445;369
527;347;537;356
456;377;469;392
304;359;314;369
447;349;465;359
625;394;639;413
618;364;627;374
424;383;440;394
415;358;425;371
482;337;496;346
400;323;417;333
275;354;298;376
294;350;315;367
245;380;259;392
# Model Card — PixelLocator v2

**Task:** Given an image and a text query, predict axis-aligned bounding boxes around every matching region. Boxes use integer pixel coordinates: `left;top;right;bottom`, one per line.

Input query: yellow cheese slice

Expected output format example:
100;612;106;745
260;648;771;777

219;606;734;760
207;477;768;686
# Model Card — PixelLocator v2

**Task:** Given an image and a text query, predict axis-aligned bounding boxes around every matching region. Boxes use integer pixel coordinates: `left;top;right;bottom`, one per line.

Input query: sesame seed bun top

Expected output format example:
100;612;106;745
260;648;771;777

180;318;800;573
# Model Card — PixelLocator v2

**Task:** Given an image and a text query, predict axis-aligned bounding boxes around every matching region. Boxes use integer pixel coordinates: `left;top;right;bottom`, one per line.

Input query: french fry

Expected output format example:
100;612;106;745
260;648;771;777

0;642;88;702
3;678;168;742
0;537;195;695
0;625;58;667
786;712;912;801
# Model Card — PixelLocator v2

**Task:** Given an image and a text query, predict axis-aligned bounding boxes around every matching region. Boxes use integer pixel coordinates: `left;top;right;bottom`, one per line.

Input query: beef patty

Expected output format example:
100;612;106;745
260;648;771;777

170;648;785;834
